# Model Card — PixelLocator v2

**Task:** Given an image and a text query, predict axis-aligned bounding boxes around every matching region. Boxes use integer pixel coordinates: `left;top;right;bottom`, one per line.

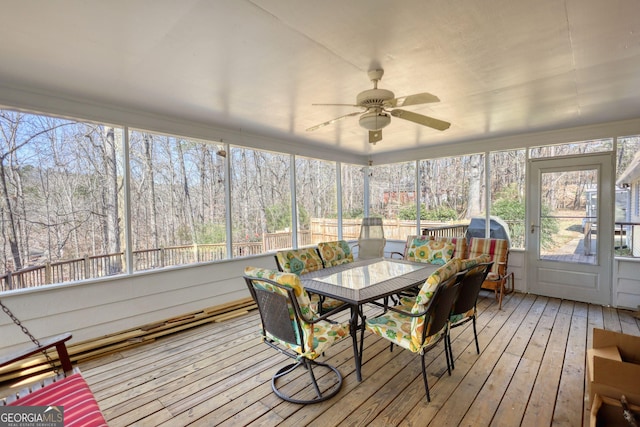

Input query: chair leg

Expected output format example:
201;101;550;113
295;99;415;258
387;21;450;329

497;273;514;310
472;315;480;354
304;359;323;398
445;330;455;372
420;353;431;402
444;334;453;374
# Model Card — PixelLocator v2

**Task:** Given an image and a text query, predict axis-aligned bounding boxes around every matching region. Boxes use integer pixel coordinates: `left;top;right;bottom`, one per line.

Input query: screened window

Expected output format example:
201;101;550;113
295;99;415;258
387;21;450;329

0;110;124;290
295;156;337;246
530;139;612;158
369;161;417;241
230;146;291;256
490;149;526;248
341;163;365;240
615;135;640;256
418;154;485;237
128;131;227;270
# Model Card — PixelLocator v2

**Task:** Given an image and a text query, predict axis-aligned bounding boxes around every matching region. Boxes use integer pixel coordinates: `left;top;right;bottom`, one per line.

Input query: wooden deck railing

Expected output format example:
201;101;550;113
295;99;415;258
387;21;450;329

5;220;636;292
0;222;470;291
0;232;311;292
421;223;469;238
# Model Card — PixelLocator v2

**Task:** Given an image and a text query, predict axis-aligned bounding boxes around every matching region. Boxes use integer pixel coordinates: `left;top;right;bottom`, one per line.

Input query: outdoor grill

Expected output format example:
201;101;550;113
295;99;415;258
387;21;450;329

465;216;511;245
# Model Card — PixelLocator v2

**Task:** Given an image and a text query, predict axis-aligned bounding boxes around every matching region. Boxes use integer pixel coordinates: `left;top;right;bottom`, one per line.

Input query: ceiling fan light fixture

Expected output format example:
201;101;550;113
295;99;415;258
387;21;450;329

359;111;391;131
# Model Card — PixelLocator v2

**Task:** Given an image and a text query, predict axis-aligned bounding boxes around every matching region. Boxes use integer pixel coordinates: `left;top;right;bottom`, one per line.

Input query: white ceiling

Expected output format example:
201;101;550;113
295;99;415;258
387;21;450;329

2;0;640;160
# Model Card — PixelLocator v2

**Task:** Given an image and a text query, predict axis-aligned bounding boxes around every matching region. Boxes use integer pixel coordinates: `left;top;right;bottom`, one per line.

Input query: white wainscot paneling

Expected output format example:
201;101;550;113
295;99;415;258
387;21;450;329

509;249;525;292
0;255;277;354
613;257;640;310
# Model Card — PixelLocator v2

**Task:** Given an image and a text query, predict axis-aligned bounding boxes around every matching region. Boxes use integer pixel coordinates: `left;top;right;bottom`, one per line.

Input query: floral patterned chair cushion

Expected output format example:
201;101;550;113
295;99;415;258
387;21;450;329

244;266;349;359
458;253;491;272
398;255;491;323
274;248;347;314
402;235;434;261
409;239;456;265
275;247;324;276
318;240;354;267
367;258;460;353
433;236;468;259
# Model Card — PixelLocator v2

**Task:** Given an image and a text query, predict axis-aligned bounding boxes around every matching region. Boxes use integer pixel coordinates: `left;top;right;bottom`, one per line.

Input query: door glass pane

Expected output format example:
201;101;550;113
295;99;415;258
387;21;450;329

539;169;597;264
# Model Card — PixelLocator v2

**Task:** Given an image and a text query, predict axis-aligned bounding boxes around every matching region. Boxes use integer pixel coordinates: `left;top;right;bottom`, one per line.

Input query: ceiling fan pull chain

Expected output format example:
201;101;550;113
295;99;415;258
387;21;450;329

0;299;60;374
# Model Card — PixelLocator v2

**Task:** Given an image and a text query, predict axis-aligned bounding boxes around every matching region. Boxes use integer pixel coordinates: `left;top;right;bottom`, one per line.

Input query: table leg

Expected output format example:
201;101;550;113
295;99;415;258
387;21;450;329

349;305;362;381
357;305;366;378
349;304;368;382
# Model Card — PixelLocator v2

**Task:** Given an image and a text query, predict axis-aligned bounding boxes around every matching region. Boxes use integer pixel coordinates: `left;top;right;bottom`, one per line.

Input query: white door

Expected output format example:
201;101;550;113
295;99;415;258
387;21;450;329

527;153;614;305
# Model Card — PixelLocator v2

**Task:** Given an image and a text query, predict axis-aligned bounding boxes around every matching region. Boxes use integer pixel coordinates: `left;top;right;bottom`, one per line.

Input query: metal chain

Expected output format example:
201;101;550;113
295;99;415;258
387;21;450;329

0;299;60;374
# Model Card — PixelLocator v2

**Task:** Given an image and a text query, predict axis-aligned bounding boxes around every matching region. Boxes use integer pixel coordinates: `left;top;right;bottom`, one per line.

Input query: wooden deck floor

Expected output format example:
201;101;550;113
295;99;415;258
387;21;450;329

77;290;640;426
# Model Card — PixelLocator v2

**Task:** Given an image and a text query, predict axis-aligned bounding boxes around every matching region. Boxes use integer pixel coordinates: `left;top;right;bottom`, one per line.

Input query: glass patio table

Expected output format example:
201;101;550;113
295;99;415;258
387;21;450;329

301;258;438;381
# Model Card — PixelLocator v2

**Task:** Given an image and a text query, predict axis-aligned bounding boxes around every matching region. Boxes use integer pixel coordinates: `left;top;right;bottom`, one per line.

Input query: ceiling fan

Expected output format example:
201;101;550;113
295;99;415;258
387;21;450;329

306;69;450;144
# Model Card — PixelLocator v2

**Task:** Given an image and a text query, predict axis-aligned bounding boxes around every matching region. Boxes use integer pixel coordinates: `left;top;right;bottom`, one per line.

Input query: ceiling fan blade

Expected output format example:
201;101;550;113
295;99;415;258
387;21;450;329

306;111;362;132
390;109;451;131
387;92;440;108
369;130;383;144
312;103;364;108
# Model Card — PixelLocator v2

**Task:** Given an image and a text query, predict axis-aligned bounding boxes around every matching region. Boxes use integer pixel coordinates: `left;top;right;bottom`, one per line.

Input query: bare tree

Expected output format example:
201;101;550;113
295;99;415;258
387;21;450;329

467;154;483;217
143;133;159;248
0;112;69;270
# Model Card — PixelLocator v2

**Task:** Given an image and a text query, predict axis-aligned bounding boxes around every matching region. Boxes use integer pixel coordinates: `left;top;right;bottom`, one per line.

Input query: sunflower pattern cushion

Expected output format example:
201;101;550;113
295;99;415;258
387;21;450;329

433;236;468;259
244;266;349;359
366;258;460;353
458;253;490;271
318;240;354;267
409;240;456;265
274;248;345;312
275;248;324;275
404;235;434;262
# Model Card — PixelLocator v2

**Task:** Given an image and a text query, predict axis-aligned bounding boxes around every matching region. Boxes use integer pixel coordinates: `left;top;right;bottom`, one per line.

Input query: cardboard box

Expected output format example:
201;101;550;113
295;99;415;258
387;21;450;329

590;394;640;427
587;328;640;407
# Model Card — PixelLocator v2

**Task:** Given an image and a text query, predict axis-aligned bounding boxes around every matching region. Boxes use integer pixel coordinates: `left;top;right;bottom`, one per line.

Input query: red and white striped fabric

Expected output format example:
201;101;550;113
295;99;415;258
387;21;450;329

8;373;107;426
467;237;509;279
